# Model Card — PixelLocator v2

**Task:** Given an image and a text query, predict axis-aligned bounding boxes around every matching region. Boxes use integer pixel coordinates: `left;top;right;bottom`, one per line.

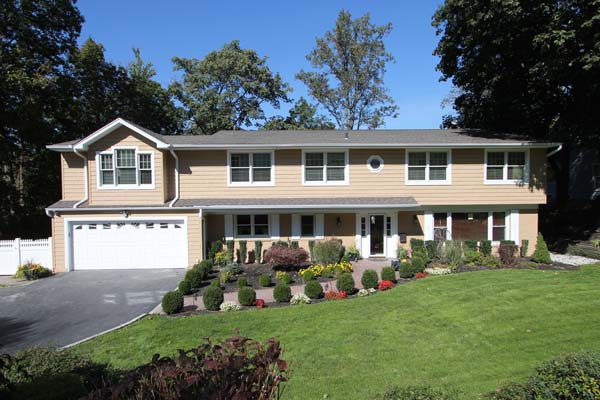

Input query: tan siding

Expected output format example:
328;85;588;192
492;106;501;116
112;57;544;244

61;153;85;200
177;148;547;205
51;210;201;272
87;126;166;205
520;208;539;256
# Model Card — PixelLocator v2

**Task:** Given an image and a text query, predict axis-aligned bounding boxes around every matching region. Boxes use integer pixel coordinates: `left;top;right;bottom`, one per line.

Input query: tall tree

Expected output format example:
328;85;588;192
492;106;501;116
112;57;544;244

296;10;398;130
261;97;335;130
0;0;83;238
433;0;600;202
170;40;291;134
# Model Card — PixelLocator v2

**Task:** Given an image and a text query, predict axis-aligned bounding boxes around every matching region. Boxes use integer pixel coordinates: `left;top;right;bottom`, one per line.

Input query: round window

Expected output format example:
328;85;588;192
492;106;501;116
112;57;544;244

367;155;384;172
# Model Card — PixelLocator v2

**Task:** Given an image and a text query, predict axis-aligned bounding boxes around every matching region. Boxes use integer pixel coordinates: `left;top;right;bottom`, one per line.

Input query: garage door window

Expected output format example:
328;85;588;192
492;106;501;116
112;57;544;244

97;148;154;189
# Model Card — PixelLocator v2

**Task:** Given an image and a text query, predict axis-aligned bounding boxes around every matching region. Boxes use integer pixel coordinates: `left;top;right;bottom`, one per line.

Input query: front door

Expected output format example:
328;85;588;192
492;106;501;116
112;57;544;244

369;215;385;255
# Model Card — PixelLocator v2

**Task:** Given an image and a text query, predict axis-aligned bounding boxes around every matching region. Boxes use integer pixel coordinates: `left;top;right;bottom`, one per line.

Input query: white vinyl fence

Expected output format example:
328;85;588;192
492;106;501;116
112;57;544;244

0;238;53;275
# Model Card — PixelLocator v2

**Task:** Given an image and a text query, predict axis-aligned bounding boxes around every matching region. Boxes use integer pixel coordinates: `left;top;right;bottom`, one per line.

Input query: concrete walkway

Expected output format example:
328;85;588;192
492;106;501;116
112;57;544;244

178;258;394;312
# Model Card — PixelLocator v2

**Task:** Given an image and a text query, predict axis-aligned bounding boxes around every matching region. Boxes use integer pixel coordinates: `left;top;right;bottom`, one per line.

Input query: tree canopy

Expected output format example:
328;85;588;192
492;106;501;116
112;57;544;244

433;0;600;147
170;40;291;134
261;98;335;130
296;10;398;130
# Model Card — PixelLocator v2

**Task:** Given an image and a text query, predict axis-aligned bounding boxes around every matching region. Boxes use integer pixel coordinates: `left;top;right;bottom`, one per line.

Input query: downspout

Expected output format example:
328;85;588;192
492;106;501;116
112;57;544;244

168;146;180;207
546;144;563;158
73;148;88;208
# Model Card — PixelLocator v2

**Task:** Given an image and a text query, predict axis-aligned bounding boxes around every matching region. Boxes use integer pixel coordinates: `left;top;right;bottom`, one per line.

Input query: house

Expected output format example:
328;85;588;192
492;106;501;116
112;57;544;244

45;118;561;272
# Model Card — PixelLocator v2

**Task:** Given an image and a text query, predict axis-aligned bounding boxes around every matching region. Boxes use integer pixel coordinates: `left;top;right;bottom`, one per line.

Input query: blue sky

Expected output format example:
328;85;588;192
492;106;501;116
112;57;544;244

77;0;453;129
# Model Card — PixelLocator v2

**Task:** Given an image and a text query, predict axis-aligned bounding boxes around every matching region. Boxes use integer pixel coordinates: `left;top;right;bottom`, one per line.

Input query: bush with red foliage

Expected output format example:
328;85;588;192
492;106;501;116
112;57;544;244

87;336;288;400
415;271;429;279
255;299;265;308
263;245;309;268
378;280;394;291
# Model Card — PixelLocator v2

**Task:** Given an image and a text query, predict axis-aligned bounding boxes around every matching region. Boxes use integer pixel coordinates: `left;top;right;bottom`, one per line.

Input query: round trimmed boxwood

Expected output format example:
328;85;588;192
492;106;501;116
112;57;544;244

380;266;397;283
185;269;203;289
238;286;256;306
259;273;272;287
194;259;212;278
399;262;414;279
361;269;378;289
304;280;324;299
203;285;224;311
162;290;184;315
178;279;192;295
411;256;426;273
302;270;315;282
280;272;293;285
237;276;248;288
336;272;355;293
273;284;292;303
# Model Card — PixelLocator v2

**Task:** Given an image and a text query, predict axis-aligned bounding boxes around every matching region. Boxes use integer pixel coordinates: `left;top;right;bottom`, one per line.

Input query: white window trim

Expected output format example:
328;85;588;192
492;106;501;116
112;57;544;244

428;209;510;243
484;149;530;185
234;214;271;238
405;149;452;185
227;150;275;187
95;147;155;190
302;149;349;186
367;155;384;173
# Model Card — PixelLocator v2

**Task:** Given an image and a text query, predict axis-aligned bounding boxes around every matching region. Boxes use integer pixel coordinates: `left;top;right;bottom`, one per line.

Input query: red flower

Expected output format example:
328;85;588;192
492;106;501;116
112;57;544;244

324;290;338;300
378;280;394;291
415;272;429;279
255;299;265;308
336;290;347;299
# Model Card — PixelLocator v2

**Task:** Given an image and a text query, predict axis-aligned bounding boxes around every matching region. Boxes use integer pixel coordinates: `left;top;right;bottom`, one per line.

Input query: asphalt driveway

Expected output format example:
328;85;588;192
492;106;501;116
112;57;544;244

0;269;185;354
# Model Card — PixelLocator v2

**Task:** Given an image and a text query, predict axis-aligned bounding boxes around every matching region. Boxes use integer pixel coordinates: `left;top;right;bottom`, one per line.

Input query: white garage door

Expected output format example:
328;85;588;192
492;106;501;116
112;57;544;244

72;220;188;270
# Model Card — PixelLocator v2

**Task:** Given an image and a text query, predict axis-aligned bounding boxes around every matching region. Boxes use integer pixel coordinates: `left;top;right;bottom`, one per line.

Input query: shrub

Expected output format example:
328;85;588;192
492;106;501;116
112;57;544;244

500;240;516;245
237;276;248;288
378;280;394;291
178;279;192;295
235;249;241;265
308;240;316;261
237;286;256;306
226;240;235;262
380;266;397;283
238;240;247;263
376;385;459;400
396;246;408;261
410;238;425;252
272;240;289;247
162;290;184;315
336;272;355;293
531;233;552;264
255;240;263;263
195;260;212;278
313;239;344;264
480;240;492;256
222;262;242;274
411;255;427;273
304;280;324;299
324;290;338;300
399;261;414;278
220;301;241;312
520;239;530;257
290;293;311;305
208;240;223;262
275;270;292;284
259;273;272;287
463;240;478;251
361;269;379;289
1;346;110;400
219;270;232;284
301;269;315;281
290;240;299;249
273;284;292;303
263;245;309;268
424;240;437;260
498;243;518;266
210;279;221;288
486;352;600;400
214;250;229;267
203;285;224;311
441;241;463;269
345;245;360;261
15;262;51;280
185;269;203;289
87;337;288;400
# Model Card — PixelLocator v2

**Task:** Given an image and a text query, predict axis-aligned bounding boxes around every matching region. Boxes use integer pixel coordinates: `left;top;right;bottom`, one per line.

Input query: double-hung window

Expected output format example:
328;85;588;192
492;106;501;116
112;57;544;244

303;151;348;184
98;148;153;188
433;213;448;241
492;212;507;241
236;215;269;237
301;215;315;237
229;152;273;185
406;150;450;184
485;150;527;184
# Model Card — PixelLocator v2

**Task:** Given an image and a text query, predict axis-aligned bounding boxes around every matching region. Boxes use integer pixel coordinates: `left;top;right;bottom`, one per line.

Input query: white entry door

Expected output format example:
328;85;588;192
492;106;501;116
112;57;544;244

71;220;188;270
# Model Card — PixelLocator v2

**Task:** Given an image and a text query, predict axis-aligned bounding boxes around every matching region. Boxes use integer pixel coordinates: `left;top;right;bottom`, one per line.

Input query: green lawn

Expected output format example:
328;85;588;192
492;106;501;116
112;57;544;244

75;265;600;399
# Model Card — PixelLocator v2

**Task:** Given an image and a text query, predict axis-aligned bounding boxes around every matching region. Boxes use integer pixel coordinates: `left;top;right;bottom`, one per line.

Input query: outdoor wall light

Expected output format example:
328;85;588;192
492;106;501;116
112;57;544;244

122;210;129;218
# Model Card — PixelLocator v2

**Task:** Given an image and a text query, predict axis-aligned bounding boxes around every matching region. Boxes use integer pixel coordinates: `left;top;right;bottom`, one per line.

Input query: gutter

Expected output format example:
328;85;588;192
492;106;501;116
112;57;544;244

546;144;563;158
167;142;563;150
168;146;180;207
73;148;88;208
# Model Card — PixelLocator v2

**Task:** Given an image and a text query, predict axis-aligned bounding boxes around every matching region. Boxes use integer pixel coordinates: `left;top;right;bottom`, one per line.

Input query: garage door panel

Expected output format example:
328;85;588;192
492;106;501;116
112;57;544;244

72;220;187;270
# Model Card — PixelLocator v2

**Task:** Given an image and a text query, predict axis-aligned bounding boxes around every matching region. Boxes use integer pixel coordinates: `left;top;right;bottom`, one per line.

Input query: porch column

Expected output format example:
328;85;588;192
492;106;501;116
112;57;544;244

271;214;280;240
424;211;434;241
389;211;398;258
315;213;324;239
510;210;520;243
355;213;362;255
291;214;301;239
224;214;234;240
